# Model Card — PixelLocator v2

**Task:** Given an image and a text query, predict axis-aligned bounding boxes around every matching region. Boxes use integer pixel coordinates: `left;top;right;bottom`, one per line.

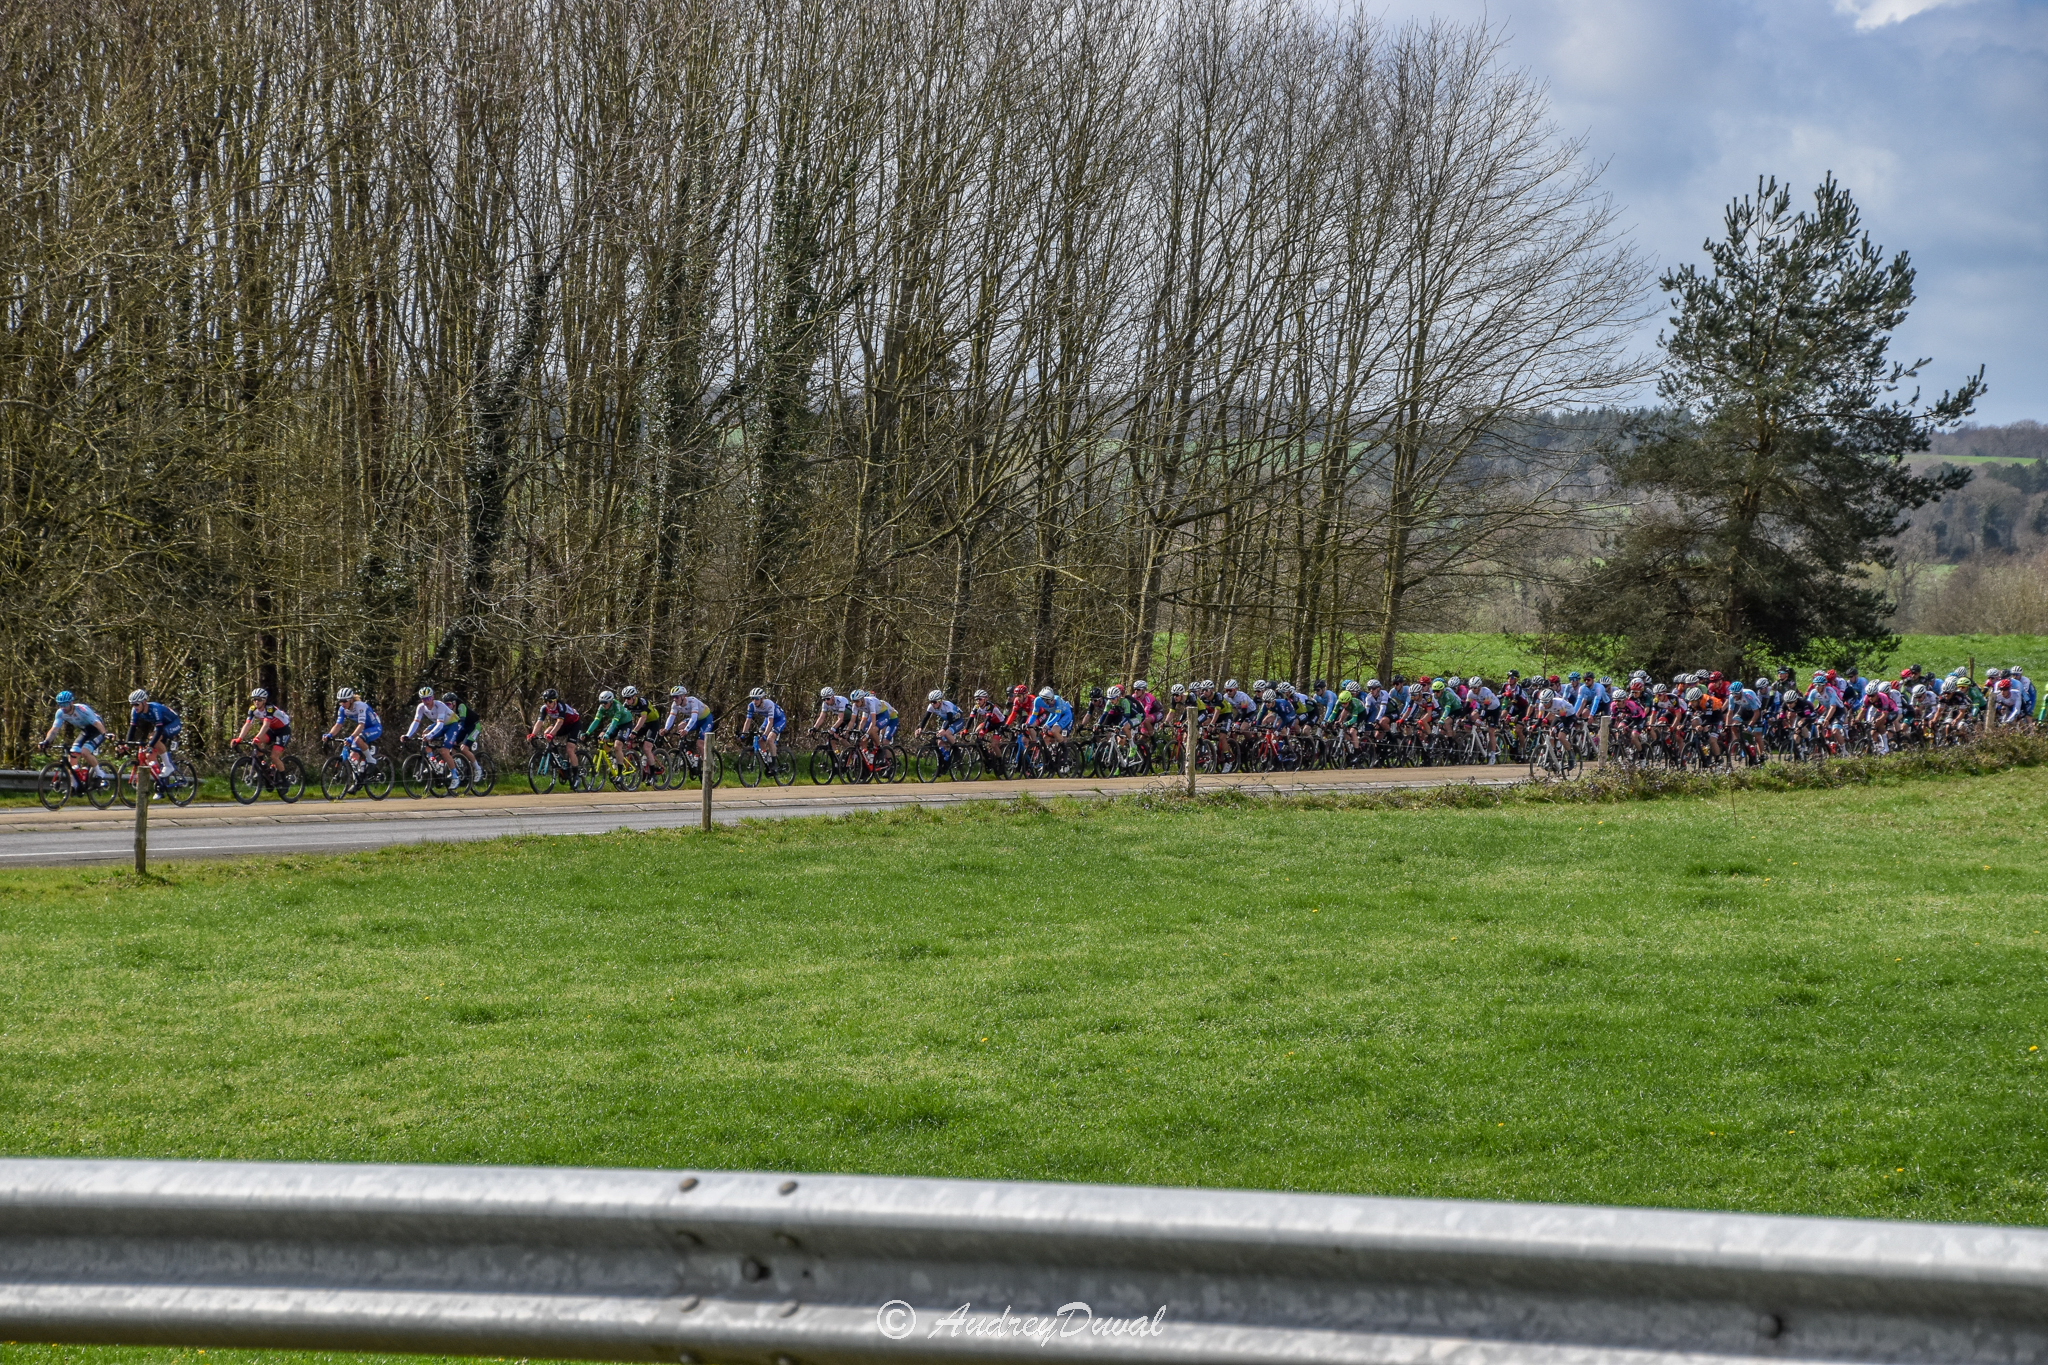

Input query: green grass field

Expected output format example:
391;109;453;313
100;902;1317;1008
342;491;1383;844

3;766;2044;1221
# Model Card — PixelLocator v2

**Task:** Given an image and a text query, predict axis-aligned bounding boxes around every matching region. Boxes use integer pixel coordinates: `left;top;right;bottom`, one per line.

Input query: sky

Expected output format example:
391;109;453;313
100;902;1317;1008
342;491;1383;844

1368;0;2048;423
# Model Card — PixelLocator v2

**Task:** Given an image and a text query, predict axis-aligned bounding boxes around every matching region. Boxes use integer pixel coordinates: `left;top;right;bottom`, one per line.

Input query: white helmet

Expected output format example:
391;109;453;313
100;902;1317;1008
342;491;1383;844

1133;679;1149;692
1685;686;1703;703
849;688;867;702
1539;688;1557;703
973;689;989;700
597;689;615;702
250;688;269;700
1467;676;1481;687
928;689;944;702
749;687;766;699
621;685;639;698
335;687;354;702
1252;679;1269;693
1223;679;1239;692
1342;679;1359;692
1038;686;1054;699
1106;685;1122;699
1261;688;1277;701
419;686;436;699
819;686;836;699
129;688;150;704
1170;683;1186;695
670;685;689;697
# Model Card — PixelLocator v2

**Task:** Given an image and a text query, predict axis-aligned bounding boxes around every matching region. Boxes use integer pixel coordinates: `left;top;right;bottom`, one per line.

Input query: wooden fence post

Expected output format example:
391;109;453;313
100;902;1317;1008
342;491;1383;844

132;754;148;876
700;730;714;831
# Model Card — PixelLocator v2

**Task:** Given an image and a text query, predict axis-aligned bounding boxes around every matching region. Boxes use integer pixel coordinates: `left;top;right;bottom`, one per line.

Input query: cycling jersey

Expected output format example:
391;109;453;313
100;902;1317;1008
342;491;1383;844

407;698;454;738
248;704;292;734
128;702;181;742
744;698;787;731
590;698;631;737
665;695;712;734
926;699;965;730
1469;686;1500;712
858;695;896;720
334;698;383;740
53;703;105;735
621;695;654;730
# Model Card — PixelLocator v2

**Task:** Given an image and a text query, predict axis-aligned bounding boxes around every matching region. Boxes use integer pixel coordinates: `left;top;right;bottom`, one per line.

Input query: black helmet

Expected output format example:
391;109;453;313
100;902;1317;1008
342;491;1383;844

1088;686;1104;700
1313;679;1327;690
541;687;559;701
440;692;459;704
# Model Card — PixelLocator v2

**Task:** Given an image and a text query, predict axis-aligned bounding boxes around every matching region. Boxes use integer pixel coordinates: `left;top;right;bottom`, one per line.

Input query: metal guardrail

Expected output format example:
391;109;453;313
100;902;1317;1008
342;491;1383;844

2;1159;2045;1365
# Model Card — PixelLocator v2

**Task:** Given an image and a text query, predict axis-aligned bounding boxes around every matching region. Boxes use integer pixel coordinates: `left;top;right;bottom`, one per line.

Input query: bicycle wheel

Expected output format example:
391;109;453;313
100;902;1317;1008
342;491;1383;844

276;757;306;803
770;749;797;786
165;765;199;807
117;758;145;808
362;755;395;799
808;745;837;785
400;753;433;799
36;764;69;811
320;756;354;801
79;755;117;809
735;747;764;788
527;750;559;795
228;756;263;804
612;751;643;793
470;755;497;796
911;742;939;783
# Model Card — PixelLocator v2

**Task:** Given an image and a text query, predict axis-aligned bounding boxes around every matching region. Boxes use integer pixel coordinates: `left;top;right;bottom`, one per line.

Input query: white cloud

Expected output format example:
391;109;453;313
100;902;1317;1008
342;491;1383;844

1833;0;1979;31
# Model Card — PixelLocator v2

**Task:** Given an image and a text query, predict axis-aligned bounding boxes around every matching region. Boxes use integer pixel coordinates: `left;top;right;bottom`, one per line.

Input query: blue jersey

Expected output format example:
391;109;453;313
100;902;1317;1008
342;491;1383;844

745;698;786;731
128;702;181;741
53;703;103;734
1048;698;1074;729
927;699;964;729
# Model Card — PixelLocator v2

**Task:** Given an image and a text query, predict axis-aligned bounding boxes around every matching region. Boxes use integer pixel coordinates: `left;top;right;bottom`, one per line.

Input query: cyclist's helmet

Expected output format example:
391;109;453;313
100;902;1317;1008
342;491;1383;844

1223;678;1239;692
598;690;615;703
1548;675;1561;686
1133;679;1149;692
1913;684;1928;698
973;689;989;700
1567;671;1581;681
1431;680;1445;692
1539;688;1557;702
749;687;767;700
1825;669;1838;681
1170;683;1186;696
1012;683;1029;696
671;685;689;697
1505;669;1520;679
621;685;638;698
418;686;435;699
55;690;74;705
1366;678;1381;690
336;687;355;701
1754;678;1770;691
1685;686;1703;703
848;688;867;702
542;688;559;701
1088;686;1104;700
1342;679;1359;693
1039;686;1054;699
129;688;149;704
1252;679;1269;693
251;688;269;701
1260;688;1277;701
1652;683;1669;696
1468;676;1482;687
1106;686;1123;699
928;689;944;702
440;692;458;705
819;686;836;699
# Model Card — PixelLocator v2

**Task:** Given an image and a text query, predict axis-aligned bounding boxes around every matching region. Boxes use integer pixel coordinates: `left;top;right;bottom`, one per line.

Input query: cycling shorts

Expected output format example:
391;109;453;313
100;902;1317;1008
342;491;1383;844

879;716;899;742
548;716;583;742
262;729;292;747
153;720;182;740
422;722;456;745
358;722;383;742
68;731;105;753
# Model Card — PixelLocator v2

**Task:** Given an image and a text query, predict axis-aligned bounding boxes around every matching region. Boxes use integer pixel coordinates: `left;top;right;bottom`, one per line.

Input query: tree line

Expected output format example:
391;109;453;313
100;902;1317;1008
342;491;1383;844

0;0;1645;753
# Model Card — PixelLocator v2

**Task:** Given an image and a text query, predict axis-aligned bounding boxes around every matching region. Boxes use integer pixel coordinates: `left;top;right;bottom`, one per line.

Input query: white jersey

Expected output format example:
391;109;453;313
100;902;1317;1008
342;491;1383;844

408;699;454;734
859;695;895;719
665;695;709;729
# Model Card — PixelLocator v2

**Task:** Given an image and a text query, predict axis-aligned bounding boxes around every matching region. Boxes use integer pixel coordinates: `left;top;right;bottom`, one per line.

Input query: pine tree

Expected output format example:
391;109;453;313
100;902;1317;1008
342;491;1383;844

1550;175;1982;679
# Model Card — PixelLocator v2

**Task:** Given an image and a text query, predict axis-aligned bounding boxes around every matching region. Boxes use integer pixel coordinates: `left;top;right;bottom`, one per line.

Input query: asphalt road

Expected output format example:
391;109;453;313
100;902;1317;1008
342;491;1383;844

0;767;1520;867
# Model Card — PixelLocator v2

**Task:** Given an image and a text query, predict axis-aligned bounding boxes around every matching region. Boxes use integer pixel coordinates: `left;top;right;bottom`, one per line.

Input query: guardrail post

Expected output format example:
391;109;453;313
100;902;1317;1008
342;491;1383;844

1185;702;1198;797
133;756;148;876
700;729;713;831
1597;713;1611;764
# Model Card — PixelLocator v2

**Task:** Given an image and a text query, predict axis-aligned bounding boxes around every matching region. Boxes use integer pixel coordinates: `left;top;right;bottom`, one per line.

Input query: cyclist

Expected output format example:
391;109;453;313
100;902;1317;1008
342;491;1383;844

616;685;658;772
1075;686;1108;735
530;689;583;772
741;687;787;763
967;688;1001;734
126;690;184;788
233;689;293;775
584;689;631;771
403;686;461;791
848;688;899;744
324;687;383;783
924;689;965;734
1001;683;1035;731
664;686;715;767
812;686;853;736
41;691;108;767
440;690;484;785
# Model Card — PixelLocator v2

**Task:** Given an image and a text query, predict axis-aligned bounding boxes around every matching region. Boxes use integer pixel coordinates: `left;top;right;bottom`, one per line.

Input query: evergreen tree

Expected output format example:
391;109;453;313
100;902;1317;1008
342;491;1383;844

1550;175;1983;678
